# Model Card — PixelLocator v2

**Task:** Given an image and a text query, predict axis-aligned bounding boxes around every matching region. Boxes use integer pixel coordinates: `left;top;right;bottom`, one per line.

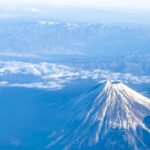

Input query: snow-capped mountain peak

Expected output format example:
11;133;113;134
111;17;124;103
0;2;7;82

98;80;150;131
47;80;150;150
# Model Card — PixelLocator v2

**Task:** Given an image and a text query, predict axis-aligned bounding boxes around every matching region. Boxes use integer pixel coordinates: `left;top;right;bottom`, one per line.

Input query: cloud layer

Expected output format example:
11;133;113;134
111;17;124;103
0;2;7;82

0;61;149;90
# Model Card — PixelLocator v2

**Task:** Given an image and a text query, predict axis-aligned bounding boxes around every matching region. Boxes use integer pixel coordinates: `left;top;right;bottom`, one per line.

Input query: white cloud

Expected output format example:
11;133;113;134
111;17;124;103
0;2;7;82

0;61;149;90
0;81;9;86
22;7;43;13
31;8;43;13
9;82;63;90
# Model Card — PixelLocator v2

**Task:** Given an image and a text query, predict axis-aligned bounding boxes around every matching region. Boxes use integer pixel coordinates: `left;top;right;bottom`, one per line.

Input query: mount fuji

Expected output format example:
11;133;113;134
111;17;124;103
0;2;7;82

47;81;150;150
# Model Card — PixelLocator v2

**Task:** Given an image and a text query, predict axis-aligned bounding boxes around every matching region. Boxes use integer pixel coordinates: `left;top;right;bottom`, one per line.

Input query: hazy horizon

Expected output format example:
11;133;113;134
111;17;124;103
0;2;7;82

0;0;150;24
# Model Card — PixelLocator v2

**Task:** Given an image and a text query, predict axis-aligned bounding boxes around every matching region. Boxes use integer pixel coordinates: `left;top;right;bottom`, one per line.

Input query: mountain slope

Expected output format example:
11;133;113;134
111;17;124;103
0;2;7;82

47;81;150;150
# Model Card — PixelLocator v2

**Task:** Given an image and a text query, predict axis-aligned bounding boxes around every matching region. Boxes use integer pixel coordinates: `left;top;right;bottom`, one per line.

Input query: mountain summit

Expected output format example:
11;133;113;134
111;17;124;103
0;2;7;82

47;81;150;150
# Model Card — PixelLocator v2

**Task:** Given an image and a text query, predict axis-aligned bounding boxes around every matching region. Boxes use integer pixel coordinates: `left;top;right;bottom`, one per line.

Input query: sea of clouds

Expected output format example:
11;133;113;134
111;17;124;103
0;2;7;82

0;61;149;90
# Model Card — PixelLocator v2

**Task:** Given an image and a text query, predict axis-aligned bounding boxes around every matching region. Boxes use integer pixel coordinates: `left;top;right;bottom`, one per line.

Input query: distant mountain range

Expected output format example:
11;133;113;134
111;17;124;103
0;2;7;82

47;80;150;150
0;20;149;75
0;20;149;56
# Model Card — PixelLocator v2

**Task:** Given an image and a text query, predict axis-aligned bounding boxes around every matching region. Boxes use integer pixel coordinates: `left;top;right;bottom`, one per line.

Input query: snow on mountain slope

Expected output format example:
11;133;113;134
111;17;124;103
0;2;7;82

47;80;150;150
